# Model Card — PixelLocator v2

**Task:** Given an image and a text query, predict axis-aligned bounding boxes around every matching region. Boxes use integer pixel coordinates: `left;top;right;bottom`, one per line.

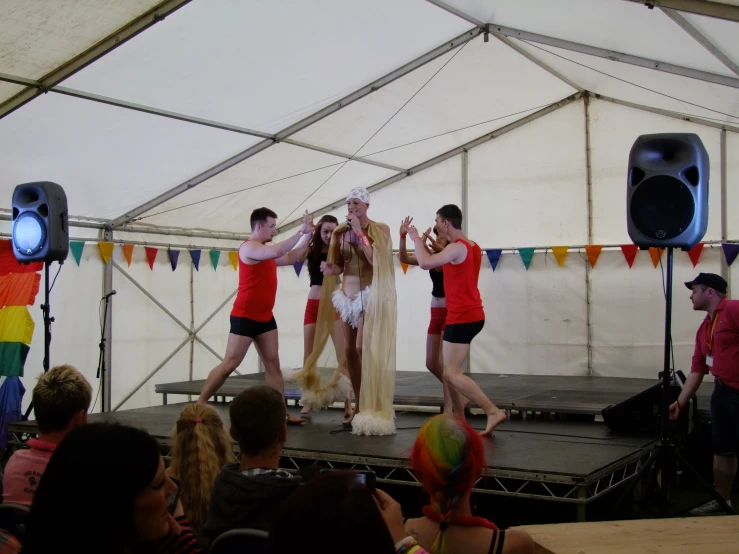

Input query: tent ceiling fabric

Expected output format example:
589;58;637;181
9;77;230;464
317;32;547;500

0;0;164;103
61;0;472;133
682;11;739;70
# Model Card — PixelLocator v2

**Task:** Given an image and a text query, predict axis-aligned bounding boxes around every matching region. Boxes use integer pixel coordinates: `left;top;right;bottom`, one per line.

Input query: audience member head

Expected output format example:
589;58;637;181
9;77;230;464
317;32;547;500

168;403;234;539
411;415;487;552
229;385;286;458
23;422;177;554
32;364;92;438
268;471;394;554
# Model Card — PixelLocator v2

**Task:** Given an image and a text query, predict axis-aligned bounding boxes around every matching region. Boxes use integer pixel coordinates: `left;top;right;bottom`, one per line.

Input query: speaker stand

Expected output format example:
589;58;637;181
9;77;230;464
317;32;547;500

23;262;54;421
96;293;112;413
610;247;734;518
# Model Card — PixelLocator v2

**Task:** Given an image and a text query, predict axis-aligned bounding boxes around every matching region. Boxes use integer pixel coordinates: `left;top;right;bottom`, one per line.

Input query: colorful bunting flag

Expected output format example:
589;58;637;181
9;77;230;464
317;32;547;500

168;250;180;271
687;243;704;267
228;251;239;271
70;242;85;266
397;253;408;275
97;242;114;265
585;245;602;268
722;243;739;267
0;241;42;276
294;260;304;277
485;249;502;272
0;273;41;308
649;247;664;268
122;244;134;267
145;247;158;270
518;248;535;270
551;246;569;267
209;250;221;271
621;245;638;268
189;250;201;271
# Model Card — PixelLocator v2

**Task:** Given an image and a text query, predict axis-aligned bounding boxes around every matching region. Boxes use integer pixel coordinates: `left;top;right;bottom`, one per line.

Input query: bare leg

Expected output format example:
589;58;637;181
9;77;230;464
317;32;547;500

342;319;361;417
442;341;506;436
330;318;354;423
301;323;317;414
255;329;304;423
198;333;252;403
714;454;737;500
426;333;453;414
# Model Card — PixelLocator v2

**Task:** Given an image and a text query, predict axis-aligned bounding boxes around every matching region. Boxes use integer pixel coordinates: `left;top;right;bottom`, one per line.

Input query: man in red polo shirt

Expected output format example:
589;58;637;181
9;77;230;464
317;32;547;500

198;208;313;424
670;272;739;514
408;204;507;436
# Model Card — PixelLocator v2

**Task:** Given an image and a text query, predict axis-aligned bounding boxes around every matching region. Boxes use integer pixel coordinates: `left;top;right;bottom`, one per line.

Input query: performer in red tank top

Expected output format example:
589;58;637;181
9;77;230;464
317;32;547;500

408;204;507;437
198;207;314;425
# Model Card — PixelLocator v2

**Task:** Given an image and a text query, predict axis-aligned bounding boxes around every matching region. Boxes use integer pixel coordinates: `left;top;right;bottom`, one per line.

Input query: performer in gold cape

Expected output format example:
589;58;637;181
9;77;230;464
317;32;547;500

293;187;397;436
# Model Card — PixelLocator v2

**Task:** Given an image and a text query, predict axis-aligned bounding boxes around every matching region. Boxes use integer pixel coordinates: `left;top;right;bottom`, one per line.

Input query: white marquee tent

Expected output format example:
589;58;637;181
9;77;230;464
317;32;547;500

1;0;738;414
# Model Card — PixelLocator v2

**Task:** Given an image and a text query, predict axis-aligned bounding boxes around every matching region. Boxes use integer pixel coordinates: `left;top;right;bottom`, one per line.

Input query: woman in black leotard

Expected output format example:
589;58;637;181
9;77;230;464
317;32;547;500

399;217;452;414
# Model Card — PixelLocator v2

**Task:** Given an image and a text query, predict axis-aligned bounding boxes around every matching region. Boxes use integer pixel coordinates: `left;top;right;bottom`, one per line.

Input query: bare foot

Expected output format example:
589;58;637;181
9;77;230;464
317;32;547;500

480;410;507;436
300;406;311;415
343;408;355;425
287;414;307;425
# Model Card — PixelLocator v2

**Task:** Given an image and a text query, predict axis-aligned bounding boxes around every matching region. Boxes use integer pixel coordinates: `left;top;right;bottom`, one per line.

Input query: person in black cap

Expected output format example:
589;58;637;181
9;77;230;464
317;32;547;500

671;272;739;514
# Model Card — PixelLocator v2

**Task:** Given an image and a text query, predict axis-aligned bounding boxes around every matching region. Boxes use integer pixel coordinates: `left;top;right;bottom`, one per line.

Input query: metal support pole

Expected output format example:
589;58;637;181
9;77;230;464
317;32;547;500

102;229;113;411
462;150;471;374
189;260;195;400
584;94;594;376
721;129;730;296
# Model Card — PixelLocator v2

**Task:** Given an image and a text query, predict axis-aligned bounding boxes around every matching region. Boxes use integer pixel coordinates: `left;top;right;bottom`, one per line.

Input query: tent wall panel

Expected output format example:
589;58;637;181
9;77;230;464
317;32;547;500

727;132;739;238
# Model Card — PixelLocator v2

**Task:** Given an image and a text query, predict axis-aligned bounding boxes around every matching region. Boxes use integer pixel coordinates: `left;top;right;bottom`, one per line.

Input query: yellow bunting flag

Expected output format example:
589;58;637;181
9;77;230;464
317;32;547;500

0;306;35;344
97;242;114;264
228;251;239;271
649;247;664;268
551;246;569;267
397;253;408;275
122;244;134;267
585;245;603;268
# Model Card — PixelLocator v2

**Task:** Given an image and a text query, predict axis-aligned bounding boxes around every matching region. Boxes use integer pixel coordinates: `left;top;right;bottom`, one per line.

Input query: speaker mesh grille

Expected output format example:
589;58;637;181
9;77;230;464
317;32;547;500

630;175;695;240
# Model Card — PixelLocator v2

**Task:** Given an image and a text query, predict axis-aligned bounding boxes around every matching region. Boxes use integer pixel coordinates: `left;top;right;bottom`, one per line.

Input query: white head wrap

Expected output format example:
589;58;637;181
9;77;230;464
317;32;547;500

346;187;370;205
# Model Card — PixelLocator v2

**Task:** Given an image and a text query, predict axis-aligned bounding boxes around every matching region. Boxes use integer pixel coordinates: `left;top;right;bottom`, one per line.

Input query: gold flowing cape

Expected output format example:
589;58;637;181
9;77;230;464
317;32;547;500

293;221;397;435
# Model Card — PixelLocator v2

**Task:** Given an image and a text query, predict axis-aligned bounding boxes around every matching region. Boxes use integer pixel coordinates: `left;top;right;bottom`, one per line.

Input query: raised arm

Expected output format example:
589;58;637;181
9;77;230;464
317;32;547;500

243;211;312;262
408;226;464;270
399;216;418;266
275;233;311;266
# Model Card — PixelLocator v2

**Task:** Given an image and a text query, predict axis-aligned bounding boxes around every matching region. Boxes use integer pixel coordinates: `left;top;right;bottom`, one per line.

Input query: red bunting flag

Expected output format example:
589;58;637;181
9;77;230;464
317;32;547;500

145;247;158;270
687;243;704;267
621;245;638;268
585;245;603;268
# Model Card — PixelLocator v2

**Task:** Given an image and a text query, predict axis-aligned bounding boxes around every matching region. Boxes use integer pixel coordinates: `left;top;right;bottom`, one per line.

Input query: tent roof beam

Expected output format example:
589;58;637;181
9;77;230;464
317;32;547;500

0;0;193;120
109;27;483;228
621;0;739;24
277;92;583;234
660;8;739;77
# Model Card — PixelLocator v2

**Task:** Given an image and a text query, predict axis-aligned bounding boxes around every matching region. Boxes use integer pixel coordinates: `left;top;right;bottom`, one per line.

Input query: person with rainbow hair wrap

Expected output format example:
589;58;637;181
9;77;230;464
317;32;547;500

403;415;534;554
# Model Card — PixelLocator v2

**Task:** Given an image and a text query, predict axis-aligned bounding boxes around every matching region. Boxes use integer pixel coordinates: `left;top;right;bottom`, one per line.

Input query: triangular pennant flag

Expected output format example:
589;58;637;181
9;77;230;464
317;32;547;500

70;242;85;266
518;248;535;270
97;242;114;264
209;250;221;271
485;249;502;272
722;243;739;267
585;245;603;268
649;247;664;268
168;249;180;271
228;251;239;271
189;250;201;271
293;260;304;277
396;253;408;275
551;246;569;267
122;244;134;267
621;245;639;268
687;243;704;267
145;247;158;270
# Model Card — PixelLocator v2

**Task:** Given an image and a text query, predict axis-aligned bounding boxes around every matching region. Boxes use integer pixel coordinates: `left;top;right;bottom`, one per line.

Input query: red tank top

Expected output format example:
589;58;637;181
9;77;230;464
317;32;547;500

231;244;278;322
443;239;484;325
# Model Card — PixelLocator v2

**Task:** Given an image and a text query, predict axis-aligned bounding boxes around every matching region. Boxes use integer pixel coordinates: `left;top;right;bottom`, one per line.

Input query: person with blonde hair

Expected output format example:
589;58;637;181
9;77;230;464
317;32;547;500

166;403;234;542
3;364;91;505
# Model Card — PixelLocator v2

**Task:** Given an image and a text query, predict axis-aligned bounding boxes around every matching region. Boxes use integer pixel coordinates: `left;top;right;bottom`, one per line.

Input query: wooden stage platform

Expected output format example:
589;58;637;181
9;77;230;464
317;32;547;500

155;371;712;420
8;400;658;521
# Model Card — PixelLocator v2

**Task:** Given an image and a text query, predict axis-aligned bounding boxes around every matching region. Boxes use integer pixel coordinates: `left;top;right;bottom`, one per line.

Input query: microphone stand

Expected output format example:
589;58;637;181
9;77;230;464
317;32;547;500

97;292;113;412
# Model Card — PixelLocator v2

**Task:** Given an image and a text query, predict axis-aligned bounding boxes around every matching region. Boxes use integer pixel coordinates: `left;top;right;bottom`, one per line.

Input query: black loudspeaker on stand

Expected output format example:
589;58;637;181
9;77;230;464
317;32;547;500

11;182;69;421
607;134;733;516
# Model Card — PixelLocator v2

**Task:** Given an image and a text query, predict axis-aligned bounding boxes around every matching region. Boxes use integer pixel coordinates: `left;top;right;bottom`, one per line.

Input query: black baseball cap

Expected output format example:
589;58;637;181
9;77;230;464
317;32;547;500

684;273;728;294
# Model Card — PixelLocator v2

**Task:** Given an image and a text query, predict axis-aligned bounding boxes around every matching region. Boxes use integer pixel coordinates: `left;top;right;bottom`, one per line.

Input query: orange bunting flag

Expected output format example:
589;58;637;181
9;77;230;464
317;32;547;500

228;251;238;271
145;247;158;270
585;245;603;268
122;244;134;267
97;242;114;264
551;246;569;267
649;247;664;268
687;243;704;267
621;245;639;268
397;253;409;275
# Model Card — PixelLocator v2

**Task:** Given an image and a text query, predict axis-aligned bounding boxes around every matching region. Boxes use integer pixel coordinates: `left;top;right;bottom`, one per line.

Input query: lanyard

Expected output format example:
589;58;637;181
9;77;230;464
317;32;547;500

705;312;720;353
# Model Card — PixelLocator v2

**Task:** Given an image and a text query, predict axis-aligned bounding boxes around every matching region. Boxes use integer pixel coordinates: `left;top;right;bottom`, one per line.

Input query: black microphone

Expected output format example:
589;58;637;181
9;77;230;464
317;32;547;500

103;290;117;299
